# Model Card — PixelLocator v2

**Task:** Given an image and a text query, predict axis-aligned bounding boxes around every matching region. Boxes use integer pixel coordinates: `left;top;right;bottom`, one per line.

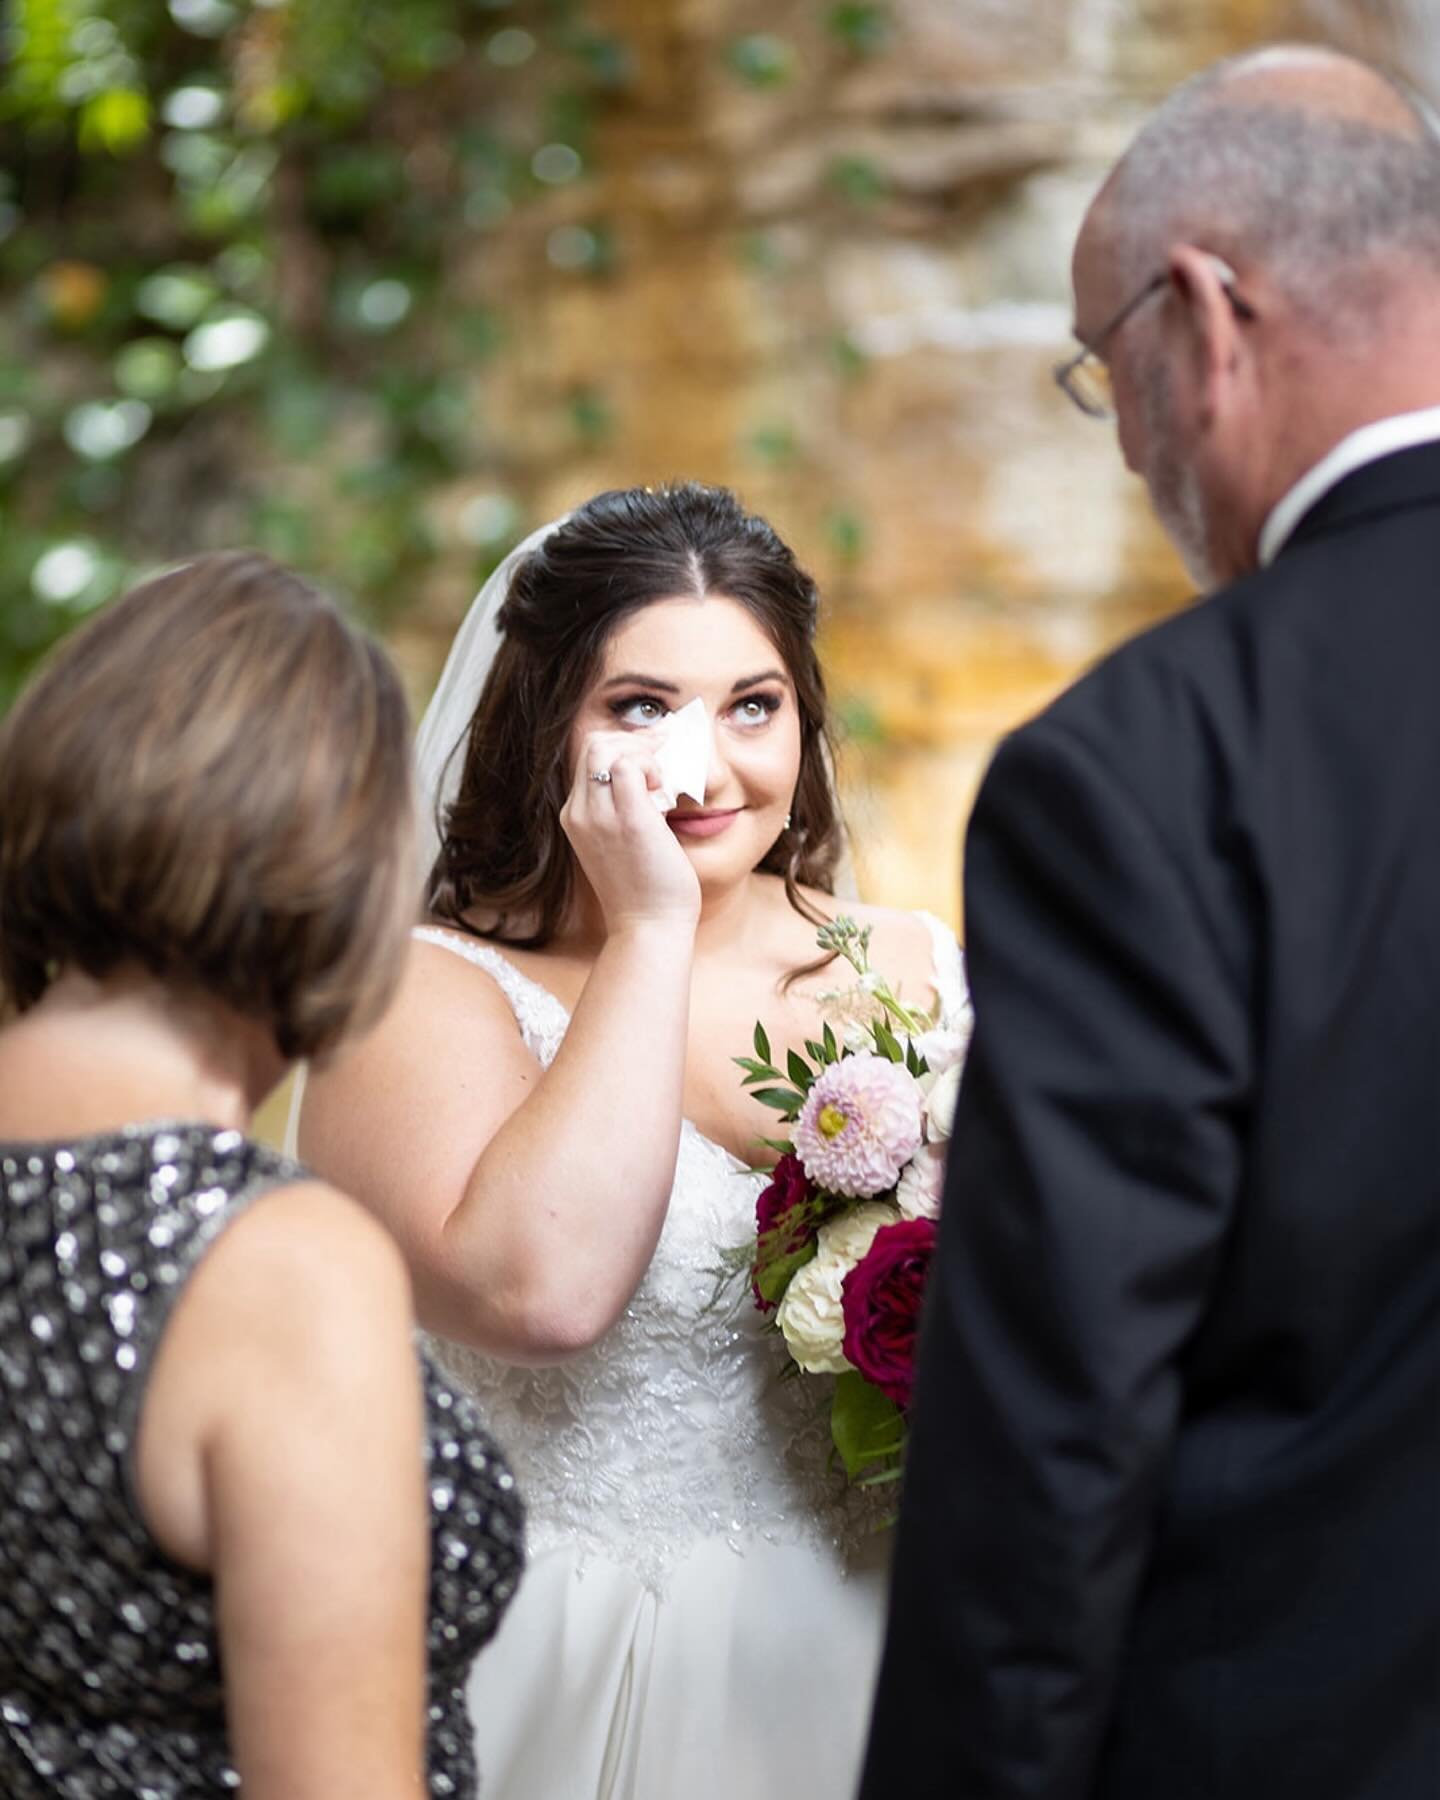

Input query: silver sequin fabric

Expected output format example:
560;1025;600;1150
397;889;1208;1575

0;1123;524;1797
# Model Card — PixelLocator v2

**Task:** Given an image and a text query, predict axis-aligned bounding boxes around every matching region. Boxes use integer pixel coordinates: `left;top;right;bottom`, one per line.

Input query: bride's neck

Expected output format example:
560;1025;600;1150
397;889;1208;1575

560;870;767;958
693;874;765;954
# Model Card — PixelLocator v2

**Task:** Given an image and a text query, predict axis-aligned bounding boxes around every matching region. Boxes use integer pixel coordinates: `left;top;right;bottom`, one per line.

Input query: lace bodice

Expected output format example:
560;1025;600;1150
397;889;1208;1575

419;917;968;1594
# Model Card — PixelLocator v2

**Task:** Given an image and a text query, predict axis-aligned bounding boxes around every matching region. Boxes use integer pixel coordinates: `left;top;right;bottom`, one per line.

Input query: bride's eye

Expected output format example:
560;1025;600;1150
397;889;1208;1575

730;693;782;728
610;695;670;726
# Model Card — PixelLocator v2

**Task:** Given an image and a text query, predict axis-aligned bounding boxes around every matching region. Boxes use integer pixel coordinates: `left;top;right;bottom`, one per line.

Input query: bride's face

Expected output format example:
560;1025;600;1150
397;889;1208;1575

568;593;802;888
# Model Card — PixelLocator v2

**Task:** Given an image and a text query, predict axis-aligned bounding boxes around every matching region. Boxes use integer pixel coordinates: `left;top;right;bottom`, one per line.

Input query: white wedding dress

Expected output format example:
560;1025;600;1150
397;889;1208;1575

416;915;969;1800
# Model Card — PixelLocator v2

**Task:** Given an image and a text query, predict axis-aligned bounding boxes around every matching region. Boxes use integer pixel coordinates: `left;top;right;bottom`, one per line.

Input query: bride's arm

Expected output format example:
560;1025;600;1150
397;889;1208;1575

301;745;700;1363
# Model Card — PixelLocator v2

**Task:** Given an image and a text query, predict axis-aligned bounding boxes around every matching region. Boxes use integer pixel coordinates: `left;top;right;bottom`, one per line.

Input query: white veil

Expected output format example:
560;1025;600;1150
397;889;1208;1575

282;510;856;1156
412;517;569;884
284;520;565;1155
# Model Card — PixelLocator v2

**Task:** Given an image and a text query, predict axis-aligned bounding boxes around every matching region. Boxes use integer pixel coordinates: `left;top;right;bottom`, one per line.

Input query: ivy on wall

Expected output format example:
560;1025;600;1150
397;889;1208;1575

0;0;640;706
0;1;895;711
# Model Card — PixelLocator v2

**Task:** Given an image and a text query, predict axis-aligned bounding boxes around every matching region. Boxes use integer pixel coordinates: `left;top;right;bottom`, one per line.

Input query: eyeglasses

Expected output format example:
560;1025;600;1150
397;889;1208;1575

1054;257;1256;420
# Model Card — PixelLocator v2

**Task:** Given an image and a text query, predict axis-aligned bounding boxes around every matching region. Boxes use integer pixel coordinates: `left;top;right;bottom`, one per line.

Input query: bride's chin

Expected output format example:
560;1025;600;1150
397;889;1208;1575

687;845;763;896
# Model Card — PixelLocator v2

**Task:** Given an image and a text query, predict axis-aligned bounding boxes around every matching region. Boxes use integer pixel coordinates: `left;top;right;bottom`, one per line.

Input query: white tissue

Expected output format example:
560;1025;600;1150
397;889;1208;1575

647;696;709;811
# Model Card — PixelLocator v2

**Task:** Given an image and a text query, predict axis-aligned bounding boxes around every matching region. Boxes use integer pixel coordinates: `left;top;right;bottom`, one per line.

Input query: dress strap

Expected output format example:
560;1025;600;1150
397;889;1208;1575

913;909;970;1031
412;926;570;1068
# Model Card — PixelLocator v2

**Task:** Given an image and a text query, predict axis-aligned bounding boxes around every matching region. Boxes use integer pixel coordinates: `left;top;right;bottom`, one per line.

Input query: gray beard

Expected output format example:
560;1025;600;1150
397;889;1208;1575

1139;367;1219;592
1155;461;1217;590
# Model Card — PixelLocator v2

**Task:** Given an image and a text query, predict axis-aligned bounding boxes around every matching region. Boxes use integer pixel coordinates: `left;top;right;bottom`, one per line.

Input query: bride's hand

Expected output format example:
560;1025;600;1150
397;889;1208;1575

561;731;701;934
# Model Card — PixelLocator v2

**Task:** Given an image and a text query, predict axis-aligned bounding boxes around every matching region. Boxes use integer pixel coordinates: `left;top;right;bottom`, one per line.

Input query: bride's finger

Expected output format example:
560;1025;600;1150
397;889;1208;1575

579;738;618;804
604;750;655;816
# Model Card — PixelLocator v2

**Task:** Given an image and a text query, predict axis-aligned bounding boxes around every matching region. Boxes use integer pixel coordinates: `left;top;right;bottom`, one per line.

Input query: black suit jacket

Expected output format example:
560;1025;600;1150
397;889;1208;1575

860;442;1440;1800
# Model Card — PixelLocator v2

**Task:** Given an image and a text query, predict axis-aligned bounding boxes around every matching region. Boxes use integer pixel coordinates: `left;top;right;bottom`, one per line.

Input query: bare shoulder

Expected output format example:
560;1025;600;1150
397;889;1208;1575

302;928;534;1132
137;1173;418;1564
215;1179;408;1287
397;925;533;1037
191;1179;413;1360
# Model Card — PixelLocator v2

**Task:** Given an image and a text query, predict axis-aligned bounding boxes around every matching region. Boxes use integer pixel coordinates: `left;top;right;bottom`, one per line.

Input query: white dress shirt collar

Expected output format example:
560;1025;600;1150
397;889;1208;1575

1258;405;1440;566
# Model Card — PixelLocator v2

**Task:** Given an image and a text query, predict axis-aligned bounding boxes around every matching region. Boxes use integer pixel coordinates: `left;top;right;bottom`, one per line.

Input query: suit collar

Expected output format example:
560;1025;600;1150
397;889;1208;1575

1260;408;1440;563
1273;432;1440;560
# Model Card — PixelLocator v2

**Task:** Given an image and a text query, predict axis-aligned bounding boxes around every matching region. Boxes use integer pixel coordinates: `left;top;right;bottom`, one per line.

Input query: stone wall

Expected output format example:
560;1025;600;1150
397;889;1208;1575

394;0;1436;925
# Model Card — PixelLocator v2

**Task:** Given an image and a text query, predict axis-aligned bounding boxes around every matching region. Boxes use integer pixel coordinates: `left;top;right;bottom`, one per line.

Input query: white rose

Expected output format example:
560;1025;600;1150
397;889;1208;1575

775;1201;898;1374
913;1026;969;1074
923;1061;963;1141
896;1141;946;1220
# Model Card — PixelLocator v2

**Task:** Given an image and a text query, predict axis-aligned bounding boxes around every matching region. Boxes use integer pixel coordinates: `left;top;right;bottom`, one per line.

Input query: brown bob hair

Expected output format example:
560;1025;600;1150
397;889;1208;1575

0;551;414;1061
428;481;846;945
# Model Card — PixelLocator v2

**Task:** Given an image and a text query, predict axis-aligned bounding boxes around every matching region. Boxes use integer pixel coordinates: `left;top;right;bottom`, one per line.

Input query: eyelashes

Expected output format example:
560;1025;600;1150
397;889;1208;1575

607;693;784;728
608;695;668;724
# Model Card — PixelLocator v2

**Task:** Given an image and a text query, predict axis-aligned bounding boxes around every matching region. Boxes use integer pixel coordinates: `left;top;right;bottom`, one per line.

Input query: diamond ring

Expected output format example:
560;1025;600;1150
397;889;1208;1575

589;769;613;785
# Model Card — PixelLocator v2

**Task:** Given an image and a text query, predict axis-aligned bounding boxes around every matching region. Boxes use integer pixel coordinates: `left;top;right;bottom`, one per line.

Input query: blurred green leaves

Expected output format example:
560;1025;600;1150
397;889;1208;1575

0;0;634;705
0;1;895;715
826;4;892;57
726;34;796;89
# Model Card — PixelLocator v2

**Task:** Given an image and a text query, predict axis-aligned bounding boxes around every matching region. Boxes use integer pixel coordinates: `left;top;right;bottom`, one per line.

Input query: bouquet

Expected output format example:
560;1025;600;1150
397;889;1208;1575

733;916;968;1492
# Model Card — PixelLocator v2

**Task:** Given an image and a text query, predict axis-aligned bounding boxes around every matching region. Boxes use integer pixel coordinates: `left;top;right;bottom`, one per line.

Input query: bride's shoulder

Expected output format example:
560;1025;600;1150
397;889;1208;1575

856;901;952;987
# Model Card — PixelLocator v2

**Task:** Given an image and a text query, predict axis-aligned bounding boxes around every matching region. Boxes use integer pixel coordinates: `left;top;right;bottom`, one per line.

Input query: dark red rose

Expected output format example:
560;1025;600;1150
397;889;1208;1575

840;1216;937;1410
751;1153;814;1312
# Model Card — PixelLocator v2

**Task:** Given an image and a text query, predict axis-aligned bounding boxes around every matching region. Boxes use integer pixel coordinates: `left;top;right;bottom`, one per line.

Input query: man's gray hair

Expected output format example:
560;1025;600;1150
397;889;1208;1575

1103;45;1440;333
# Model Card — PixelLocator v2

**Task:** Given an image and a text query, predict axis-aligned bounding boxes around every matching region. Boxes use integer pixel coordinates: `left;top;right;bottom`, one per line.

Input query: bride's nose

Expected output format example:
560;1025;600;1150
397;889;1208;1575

701;710;725;794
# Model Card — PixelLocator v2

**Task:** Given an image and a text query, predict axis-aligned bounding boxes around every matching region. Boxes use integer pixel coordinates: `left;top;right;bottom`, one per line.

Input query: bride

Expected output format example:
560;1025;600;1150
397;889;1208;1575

297;482;970;1799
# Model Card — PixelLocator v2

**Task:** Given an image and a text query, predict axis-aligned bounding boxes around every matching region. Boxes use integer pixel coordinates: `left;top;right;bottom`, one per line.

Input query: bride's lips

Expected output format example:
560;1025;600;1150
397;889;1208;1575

667;808;742;839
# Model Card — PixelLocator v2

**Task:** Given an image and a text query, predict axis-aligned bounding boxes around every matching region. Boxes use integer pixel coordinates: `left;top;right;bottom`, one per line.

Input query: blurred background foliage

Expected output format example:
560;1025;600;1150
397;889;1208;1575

0;0;673;705
4;0;1431;922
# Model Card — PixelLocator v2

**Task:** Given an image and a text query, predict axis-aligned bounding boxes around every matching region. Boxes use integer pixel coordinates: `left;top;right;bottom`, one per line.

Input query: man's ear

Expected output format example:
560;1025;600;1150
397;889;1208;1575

1165;244;1248;426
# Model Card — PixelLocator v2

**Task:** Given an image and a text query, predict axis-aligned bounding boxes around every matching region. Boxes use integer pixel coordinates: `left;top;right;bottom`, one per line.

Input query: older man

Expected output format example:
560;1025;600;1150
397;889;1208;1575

861;45;1440;1800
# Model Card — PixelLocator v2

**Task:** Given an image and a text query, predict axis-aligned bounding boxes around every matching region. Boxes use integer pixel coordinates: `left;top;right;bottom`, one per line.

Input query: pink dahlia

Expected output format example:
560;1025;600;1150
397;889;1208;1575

793;1053;925;1199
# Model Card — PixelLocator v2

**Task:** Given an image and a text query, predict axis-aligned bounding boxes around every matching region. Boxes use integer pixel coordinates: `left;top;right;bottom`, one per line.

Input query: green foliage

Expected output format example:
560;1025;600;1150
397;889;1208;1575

725;33;795;89
835;692;888;747
746;420;800;467
830;1369;903;1478
828;153;887;206
753;1237;817;1307
0;0;632;707
824;505;867;563
826;4;892;58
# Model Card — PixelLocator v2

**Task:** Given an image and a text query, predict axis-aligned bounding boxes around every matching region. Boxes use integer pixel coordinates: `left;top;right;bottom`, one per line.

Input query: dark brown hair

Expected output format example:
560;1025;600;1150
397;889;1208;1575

0;551;414;1060
428;482;845;945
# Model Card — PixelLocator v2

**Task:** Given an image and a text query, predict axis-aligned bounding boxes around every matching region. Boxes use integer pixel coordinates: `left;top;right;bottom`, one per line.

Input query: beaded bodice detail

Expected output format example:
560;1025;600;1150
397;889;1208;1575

0;1125;523;1799
418;917;968;1595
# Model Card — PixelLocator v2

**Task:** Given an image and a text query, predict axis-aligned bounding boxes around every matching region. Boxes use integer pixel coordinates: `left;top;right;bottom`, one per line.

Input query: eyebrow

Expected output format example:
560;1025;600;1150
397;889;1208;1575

600;668;789;695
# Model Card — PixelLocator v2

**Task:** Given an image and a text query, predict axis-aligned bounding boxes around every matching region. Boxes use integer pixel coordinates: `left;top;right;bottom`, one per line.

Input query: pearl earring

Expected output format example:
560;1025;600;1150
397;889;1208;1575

783;812;793;831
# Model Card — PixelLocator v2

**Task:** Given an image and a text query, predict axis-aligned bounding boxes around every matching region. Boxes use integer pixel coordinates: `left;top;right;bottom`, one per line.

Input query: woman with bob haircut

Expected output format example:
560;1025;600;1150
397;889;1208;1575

0;551;522;1799
297;483;971;1799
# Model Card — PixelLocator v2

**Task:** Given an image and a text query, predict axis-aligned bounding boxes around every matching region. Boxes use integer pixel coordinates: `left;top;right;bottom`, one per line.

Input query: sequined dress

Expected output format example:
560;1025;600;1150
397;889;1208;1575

416;915;970;1800
0;1124;524;1798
